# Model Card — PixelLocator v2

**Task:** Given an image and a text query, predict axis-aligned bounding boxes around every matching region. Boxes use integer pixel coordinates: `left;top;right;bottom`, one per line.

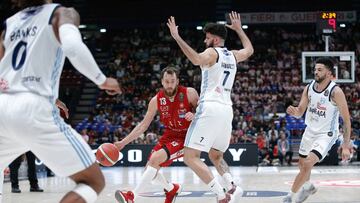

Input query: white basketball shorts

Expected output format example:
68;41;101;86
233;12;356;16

184;101;233;153
299;127;338;161
0;93;95;177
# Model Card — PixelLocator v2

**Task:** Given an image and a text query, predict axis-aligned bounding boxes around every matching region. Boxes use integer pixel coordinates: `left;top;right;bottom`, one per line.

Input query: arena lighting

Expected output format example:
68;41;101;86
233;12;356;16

100;28;107;33
78;24;86;29
217;21;226;24
242;25;248;29
340;24;346;28
196;26;203;30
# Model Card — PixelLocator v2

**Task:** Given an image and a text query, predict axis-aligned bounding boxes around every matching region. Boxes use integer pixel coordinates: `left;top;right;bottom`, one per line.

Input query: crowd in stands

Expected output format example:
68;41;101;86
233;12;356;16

67;23;360;165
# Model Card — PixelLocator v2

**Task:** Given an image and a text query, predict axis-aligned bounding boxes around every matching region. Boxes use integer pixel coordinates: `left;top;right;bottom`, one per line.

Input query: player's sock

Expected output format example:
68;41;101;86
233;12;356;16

303;181;312;190
133;166;158;198
287;190;295;198
208;178;226;200
222;172;234;191
152;172;174;191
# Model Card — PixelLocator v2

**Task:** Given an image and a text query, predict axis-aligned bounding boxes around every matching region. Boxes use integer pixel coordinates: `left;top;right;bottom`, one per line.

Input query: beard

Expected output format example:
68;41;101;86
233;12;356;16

164;87;177;97
206;40;214;48
315;74;326;83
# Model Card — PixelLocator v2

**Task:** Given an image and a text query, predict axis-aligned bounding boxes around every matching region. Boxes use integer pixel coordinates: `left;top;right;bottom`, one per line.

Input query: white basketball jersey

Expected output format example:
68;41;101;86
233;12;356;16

0;4;64;99
199;47;237;105
305;80;339;133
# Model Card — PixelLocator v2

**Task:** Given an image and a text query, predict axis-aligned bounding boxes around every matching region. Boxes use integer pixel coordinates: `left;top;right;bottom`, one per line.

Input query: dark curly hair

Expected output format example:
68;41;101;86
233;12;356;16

203;23;227;40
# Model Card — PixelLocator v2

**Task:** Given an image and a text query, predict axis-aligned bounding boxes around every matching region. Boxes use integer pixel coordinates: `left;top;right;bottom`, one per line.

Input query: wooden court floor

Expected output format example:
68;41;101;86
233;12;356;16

3;165;360;203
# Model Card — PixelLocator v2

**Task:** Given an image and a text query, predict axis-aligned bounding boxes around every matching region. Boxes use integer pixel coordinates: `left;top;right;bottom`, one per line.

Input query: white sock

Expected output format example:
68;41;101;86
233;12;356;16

287;190;295;198
303;181;312;190
152;172;174;191
222;173;234;191
208;178;225;200
134;166;158;198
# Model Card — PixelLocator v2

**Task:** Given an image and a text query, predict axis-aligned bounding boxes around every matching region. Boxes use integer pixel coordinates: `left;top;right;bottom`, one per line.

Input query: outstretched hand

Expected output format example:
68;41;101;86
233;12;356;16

99;78;122;95
225;11;243;32
167;16;180;40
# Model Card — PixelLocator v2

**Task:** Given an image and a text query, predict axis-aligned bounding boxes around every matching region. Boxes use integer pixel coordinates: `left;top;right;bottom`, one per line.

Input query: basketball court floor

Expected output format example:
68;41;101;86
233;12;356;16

2;165;360;203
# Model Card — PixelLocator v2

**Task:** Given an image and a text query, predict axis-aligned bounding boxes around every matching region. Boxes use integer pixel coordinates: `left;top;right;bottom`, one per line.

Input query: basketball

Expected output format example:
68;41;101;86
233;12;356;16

96;143;119;166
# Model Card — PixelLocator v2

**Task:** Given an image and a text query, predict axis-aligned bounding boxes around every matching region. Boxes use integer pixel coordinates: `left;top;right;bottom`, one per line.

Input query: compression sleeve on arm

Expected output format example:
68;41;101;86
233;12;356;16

59;23;106;86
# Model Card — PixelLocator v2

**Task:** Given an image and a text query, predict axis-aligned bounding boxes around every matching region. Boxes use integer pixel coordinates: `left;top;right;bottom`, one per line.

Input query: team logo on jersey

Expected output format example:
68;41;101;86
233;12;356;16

324;90;329;96
179;93;184;102
320;97;326;104
221;49;231;56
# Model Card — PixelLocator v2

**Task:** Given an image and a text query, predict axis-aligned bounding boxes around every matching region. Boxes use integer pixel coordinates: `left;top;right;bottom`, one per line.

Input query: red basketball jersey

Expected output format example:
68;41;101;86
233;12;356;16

156;86;192;139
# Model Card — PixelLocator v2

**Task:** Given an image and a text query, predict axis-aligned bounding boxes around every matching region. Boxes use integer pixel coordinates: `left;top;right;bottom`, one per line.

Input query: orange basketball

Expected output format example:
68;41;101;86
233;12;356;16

96;143;119;166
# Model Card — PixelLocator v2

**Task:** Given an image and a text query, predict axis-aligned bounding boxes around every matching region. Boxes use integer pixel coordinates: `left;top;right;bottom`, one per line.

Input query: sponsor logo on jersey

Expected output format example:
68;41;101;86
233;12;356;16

22;76;41;83
178;109;186;118
0;78;9;91
317;102;327;111
309;106;326;118
160;106;169;111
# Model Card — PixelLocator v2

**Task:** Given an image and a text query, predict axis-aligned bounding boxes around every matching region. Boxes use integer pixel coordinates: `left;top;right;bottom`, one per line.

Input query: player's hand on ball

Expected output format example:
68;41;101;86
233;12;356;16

185;112;195;121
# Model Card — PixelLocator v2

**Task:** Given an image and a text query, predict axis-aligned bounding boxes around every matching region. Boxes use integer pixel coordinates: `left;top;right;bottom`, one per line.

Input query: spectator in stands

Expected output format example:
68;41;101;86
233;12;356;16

277;131;293;166
81;129;90;143
268;134;279;165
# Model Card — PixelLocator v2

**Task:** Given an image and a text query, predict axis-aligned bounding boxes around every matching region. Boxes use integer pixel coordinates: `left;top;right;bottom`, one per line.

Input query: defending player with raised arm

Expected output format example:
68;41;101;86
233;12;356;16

283;57;352;203
0;0;120;203
167;11;253;203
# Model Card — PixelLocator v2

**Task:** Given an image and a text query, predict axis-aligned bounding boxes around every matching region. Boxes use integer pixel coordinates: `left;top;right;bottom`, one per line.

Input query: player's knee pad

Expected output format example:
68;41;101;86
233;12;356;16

72;183;98;203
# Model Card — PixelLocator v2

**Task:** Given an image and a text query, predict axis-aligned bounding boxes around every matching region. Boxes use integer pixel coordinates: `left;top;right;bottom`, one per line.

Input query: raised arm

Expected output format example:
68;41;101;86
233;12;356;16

52;7;120;95
114;96;158;150
167;16;217;66
331;86;352;160
286;85;309;118
226;11;254;63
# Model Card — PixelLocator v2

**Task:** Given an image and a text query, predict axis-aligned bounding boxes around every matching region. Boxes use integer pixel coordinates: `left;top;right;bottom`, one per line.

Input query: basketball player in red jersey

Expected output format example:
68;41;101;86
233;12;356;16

114;67;198;203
